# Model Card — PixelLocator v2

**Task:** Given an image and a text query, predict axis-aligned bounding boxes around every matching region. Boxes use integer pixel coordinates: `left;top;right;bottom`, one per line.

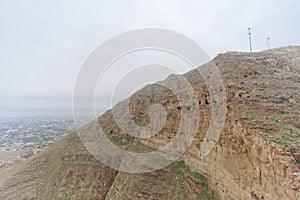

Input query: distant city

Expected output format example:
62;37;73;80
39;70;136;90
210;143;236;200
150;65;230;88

0;117;83;152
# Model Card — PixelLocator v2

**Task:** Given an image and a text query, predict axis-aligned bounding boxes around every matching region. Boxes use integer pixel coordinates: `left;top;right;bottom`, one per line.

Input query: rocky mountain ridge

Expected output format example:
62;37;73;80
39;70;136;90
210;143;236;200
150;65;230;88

0;46;300;199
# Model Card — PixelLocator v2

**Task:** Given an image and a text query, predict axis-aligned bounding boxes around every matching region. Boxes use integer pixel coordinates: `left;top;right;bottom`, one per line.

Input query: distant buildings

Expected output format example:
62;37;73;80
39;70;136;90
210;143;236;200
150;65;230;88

0;117;80;152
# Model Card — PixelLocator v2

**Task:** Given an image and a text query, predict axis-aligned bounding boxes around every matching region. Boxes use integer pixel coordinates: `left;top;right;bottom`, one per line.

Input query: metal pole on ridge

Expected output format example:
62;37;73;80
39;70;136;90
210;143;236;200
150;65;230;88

248;27;253;52
267;37;271;49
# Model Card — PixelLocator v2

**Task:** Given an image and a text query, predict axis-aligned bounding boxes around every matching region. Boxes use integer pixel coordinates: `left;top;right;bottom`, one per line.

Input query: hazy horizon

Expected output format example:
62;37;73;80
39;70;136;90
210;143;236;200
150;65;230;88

1;0;300;118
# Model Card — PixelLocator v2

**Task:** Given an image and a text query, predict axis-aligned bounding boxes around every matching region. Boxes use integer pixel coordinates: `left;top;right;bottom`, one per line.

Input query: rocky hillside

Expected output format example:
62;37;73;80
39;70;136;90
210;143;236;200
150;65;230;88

0;46;300;199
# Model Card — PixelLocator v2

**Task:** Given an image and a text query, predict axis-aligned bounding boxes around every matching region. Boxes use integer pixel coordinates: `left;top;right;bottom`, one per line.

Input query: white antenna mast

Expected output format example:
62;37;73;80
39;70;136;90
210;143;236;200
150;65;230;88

248;28;253;52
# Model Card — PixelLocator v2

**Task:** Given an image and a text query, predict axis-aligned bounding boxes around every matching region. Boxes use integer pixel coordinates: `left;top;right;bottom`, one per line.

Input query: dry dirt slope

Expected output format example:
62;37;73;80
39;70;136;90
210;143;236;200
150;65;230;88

0;46;300;200
0;130;215;200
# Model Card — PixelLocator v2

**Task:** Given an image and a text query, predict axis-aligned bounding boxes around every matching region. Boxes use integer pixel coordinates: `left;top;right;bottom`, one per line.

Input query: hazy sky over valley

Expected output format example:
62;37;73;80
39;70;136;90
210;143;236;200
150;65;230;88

0;0;299;117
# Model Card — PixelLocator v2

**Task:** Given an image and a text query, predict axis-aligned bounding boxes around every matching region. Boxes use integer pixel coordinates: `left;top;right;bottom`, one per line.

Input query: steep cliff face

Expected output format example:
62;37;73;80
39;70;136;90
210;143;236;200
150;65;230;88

198;47;300;200
132;46;300;199
0;46;299;200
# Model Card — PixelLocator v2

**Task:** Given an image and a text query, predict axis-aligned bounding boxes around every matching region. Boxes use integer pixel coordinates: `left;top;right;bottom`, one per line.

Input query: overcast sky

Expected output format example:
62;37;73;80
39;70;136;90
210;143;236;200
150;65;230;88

0;0;299;118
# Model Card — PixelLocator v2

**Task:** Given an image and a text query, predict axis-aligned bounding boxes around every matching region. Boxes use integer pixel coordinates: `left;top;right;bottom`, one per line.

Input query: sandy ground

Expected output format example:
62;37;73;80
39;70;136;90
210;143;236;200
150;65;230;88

0;150;30;177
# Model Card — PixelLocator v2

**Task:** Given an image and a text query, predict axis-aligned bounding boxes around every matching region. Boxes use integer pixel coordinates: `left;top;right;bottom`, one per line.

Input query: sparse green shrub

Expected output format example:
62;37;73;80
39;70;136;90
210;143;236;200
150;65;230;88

281;113;289;117
136;116;148;125
190;171;205;181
